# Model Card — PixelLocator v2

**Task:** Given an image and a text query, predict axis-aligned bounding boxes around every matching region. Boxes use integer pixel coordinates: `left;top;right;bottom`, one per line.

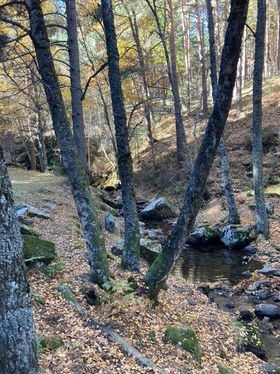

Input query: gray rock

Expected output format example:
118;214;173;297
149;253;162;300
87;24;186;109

247;284;258;292
239;309;254;322
254;304;280;319
258;266;280;276
111;240;124;256
140;197;176;221
265;202;274;215
220;225;251;249
105;214;116;233
241;270;252;277
256;289;270;300
140;238;162;263
16;206;29;219
26;205;51;219
188;225;221;245
146;229;161;240
262;362;279;374
243;245;257;255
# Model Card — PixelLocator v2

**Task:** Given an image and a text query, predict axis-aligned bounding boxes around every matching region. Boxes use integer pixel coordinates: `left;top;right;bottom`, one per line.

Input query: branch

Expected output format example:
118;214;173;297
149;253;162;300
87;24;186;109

81;61;108;101
245;22;256;38
0;1;25;11
0;15;30;34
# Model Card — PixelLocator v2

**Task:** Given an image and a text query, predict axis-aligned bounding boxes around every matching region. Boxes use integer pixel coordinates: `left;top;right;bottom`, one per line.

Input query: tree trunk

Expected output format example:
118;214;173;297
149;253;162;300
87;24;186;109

101;0;140;271
144;0;249;301
37;109;48;173
65;0;89;176
252;0;269;237
25;0;110;286
277;0;280;73
206;0;240;224
181;0;191;113
0;152;39;374
195;0;208;115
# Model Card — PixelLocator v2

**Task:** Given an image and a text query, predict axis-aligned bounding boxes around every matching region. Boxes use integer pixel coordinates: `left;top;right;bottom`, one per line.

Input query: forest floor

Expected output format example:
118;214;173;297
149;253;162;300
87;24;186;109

8;78;280;373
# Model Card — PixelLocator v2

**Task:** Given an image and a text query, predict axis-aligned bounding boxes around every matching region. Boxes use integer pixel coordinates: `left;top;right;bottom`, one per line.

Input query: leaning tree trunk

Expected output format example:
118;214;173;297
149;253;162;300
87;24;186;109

65;0;89;176
0;152;39;374
205;0;240;224
101;0;140;271
144;0;249;301
25;0;110;286
252;0;269;237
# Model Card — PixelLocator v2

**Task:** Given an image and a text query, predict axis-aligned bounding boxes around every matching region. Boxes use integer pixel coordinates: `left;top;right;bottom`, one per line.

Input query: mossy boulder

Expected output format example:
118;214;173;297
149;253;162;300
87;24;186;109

188;225;221;245
140;238;162;263
163;327;201;362
140;197;176;221
20;224;40;237
220;225;251;249
23;235;57;265
38;335;63;352
235;322;266;359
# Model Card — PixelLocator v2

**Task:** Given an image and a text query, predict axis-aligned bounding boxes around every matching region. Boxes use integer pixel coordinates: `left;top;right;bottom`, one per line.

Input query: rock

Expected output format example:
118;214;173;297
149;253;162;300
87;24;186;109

258;266;280;276
140;238;162;263
140;197;176;221
81;283;101;306
26;205;51;219
23;235;57;265
42;202;57;210
239;309;254;322
265;202;274;215
197;284;211;296
16;206;29;220
254;304;280;319
243;245;257;255
247;284;258;292
38;335;63;351
163;327;201;362
20;224;40;237
187;225;221;245
256;289;270;300
111;240;124;256
146;229;161;240
262;362;280;374
220;225;251;249
104;171;121;191
236;322;266;359
225;302;235;309
241;270;252;277
105;214;116;233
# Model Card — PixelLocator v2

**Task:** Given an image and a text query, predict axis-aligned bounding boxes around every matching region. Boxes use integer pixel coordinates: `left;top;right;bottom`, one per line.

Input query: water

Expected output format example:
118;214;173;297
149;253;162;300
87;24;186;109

174;245;263;285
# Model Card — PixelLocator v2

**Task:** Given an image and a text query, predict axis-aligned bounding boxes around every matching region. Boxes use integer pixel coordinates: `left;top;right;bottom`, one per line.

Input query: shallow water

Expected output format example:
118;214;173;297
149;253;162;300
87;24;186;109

174;245;263;285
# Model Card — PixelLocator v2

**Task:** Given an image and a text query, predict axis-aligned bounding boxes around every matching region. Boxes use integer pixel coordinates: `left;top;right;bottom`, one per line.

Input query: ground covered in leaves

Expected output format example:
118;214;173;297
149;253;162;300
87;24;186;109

9;167;279;373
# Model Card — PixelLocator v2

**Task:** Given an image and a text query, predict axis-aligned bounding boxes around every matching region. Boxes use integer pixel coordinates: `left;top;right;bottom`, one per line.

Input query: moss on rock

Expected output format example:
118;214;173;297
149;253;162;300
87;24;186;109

163;327;201;362
38;335;63;352
23;234;57;265
235;322;266;359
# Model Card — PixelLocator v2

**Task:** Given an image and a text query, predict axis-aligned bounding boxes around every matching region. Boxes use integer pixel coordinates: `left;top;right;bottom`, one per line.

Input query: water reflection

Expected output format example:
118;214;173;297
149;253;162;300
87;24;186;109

174;245;263;285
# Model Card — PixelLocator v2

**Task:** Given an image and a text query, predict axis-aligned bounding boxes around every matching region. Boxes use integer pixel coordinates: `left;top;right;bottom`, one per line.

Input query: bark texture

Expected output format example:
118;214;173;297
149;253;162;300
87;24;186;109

25;0;110;285
0;154;38;374
252;0;269;237
206;0;240;224
144;0;249;301
101;0;140;270
66;0;88;175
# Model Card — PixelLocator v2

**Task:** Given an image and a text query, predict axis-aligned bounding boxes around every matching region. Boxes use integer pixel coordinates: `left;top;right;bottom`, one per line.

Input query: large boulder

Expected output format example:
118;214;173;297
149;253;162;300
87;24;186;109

104;214;116;233
220;225;251;249
140;238;162;263
235;322;266;359
23;234;57;265
254;304;280;319
163;327;201;362
187;225;221;246
140;197;176;221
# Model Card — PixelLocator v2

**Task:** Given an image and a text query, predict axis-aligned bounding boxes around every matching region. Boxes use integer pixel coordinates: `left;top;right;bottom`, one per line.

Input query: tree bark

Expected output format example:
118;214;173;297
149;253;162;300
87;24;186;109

181;0;191;113
144;0;249;301
25;0;110;286
101;0;140;271
195;0;208;115
205;0;240;224
252;0;269;237
65;0;89;177
277;0;280;73
37;109;48;173
0;151;39;374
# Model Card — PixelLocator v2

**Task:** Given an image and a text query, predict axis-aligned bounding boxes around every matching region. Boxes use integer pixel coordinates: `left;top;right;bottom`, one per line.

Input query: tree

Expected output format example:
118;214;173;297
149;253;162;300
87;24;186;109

101;0;141;271
25;0;110;286
145;0;191;170
66;0;89;176
0;149;38;374
252;0;269;237
144;0;249;301
205;0;240;224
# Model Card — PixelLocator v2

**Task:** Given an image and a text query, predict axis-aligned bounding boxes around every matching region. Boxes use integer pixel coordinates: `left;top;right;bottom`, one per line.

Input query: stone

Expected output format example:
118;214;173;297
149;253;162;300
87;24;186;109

243;245;257;255
254;304;280;319
247;284;258;292
104;214;116;233
239;309;254;322
265;202;274;215
140;238;162;263
111;240;124;256
146;229;161;240
140;197;176;221
262;362;280;374
241;270;252;277
16;206;29;219
23;235;57;265
26;205;51;219
235;322;266;359
38;335;63;352
258;266;280;276
256;289;270;300
163;327;201;362
220;225;251;249
187;225;221;245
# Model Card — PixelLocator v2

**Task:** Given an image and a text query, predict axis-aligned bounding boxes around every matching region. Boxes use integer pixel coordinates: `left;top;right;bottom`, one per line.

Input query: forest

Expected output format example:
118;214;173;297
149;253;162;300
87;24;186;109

0;0;280;372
